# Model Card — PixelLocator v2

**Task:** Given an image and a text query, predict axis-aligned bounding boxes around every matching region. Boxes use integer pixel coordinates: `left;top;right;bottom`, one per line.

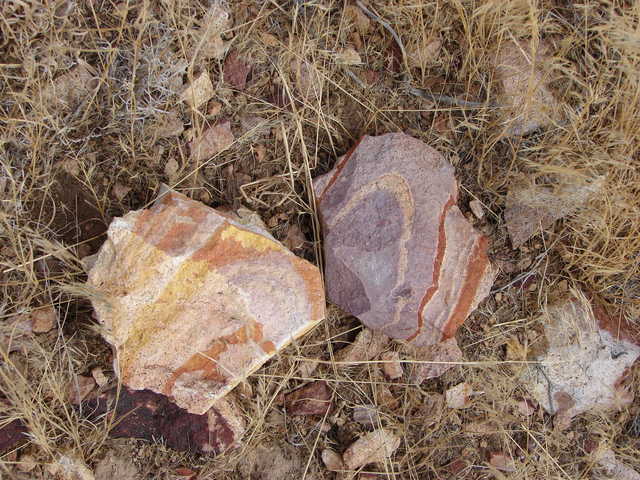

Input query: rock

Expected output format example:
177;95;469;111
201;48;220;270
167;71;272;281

197;3;231;60
381;351;403;380
291;59;323;102
592;447;640;480
82;387;243;455
469;199;484;220
335;47;362;65
189;120;235;161
283;381;332;416
353;404;379;428
180;71;214;108
407;37;441;69
315;133;495;347
86;190;325;414
223;50;251;90
238;443;307;480
489;452;516;472
343;429;401;470
445;382;472;409
335;328;388;364
494;39;560;136
68;375;96;404
521;292;640;424
321;449;345;472
91;367;109;387
0;418;27;453
505;176;604;247
406;337;463;382
39;61;99;114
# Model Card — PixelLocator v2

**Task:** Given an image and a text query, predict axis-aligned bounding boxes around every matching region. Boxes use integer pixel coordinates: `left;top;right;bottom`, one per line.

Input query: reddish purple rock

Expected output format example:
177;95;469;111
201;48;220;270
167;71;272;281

82;387;243;455
315;133;495;346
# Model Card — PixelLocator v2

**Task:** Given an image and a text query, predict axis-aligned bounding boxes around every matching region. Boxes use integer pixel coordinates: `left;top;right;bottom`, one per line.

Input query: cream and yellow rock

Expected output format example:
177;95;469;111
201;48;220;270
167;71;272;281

87;191;325;414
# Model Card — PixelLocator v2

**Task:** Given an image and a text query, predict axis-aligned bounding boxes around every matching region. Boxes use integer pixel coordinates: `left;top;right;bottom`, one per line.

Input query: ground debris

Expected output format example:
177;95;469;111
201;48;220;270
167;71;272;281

505;175;604;247
190;120;235;161
335;328;388;364
343;429;400;470
521;292;640;425
282;381;332;416
94;452;139;480
321;449;345;472
404;337;462;382
445;382;472;409
592;447;640;480
224;50;251;90
380;351;403;379
180;71;214;108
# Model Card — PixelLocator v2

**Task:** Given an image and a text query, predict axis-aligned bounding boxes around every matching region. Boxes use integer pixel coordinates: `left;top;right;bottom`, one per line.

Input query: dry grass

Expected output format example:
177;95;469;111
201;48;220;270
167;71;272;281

1;0;639;479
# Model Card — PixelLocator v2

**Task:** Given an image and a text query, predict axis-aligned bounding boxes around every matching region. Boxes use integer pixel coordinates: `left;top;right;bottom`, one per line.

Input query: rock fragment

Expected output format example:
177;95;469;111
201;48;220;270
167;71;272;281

223;50;251;90
82;387;244;455
380;351;403;380
190;120;234;161
86;191;325;414
180;72;214;108
592;447;640;480
445;382;472;409
521;292;640;424
315;133;495;347
343;429;400;470
335;328;388;364
283;381;332;416
489;452;516;473
494;39;560;136
505;176;604;247
321;449;345;472
405;337;462;383
353;404;379;428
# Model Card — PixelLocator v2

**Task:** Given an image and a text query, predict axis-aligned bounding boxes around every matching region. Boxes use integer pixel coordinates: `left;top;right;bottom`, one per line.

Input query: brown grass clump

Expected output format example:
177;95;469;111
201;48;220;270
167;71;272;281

1;1;639;479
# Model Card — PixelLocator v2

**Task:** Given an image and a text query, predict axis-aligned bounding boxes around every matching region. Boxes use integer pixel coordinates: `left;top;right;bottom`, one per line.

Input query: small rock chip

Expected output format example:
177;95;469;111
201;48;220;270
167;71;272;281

315;134;495;346
469;199;484;219
406;337;463;383
291;59;323;102
0;418;28;453
283;224;306;251
82;387;243;455
86;191;324;414
353;404;379;428
505;176;604;247
381;351;403;380
516;398;537;417
224;50;251;90
29;305;57;333
593;448;640;480
112;183;131;202
180;71;214;108
407;37;441;69
335;47;362;65
190;120;235;161
445;382;472;409
91;367;109;387
343;429;401;470
283;381;332;416
344;5;370;33
494;39;560;136
489;452;516;472
198;3;230;60
321;449;345;472
521;292;640;424
335;328;388;364
164;157;179;181
68;375;96;405
17;454;37;472
155;111;184;138
39;61;99;113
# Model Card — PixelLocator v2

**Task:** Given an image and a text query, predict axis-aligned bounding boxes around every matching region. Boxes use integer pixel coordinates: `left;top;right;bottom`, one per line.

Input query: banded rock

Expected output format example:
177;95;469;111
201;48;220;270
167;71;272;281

314;133;495;346
87;191;324;414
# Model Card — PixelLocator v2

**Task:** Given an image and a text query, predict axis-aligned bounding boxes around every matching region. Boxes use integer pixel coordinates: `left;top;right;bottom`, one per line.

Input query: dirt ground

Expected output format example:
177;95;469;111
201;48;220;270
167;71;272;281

1;1;639;479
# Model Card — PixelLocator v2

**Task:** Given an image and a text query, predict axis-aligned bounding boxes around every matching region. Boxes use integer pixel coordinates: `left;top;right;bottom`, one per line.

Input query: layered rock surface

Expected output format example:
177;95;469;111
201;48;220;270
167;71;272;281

314;133;495;346
87;191;324;414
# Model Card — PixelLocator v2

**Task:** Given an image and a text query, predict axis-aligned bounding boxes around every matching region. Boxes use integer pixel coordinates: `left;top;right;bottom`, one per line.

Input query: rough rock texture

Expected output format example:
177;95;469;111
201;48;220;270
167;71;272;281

522;293;640;423
315;133;495;346
87;191;325;414
505;175;604;247
0;418;27;453
83;387;243;455
282;381;332;416
495;39;560;136
343;429;401;470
